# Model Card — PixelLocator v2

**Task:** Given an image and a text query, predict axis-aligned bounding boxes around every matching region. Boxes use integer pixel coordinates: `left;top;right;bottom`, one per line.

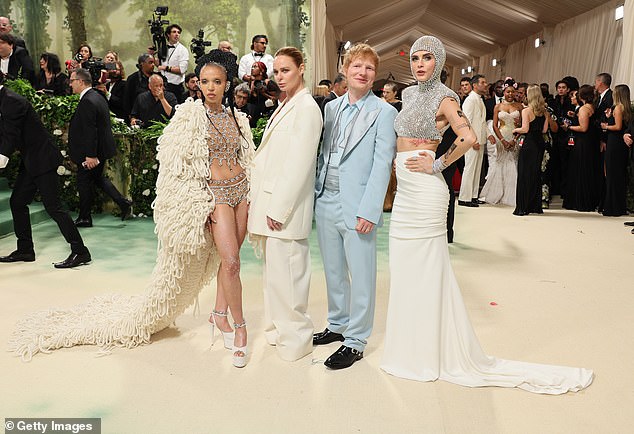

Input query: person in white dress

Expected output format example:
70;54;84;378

380;36;593;394
480;78;524;206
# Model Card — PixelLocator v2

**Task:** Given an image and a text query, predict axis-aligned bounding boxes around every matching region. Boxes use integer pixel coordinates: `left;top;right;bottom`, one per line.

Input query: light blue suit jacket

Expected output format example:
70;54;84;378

315;92;397;229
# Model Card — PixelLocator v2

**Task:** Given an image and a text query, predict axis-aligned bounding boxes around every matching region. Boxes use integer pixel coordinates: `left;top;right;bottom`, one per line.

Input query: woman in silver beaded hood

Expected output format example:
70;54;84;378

381;36;593;394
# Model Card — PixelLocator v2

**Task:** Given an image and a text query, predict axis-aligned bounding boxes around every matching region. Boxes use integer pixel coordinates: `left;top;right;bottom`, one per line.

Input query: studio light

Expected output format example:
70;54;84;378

615;5;624;21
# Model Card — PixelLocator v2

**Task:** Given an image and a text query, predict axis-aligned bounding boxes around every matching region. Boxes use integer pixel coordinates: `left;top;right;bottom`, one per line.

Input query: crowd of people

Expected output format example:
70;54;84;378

378;70;633;241
2;14;599;395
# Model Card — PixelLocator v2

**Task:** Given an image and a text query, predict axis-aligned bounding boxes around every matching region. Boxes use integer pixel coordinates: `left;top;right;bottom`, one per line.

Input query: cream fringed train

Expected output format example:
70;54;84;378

381;150;593;394
8;99;254;361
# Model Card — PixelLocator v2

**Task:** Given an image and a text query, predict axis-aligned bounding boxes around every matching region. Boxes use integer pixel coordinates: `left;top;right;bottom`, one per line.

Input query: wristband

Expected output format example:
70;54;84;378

432;157;448;174
166;66;171;73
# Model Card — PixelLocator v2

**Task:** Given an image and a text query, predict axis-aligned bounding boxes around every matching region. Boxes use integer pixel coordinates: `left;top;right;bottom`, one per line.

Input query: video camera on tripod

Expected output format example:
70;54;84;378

190;29;212;63
148;6;169;61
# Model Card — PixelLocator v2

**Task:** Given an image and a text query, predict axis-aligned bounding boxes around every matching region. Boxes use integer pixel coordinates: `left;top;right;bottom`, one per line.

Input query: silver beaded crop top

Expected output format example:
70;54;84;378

394;35;460;141
206;107;241;168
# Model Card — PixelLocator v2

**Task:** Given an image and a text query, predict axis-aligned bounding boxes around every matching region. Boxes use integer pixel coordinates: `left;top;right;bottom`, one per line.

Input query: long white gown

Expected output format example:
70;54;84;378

380;149;593;394
480;110;520;206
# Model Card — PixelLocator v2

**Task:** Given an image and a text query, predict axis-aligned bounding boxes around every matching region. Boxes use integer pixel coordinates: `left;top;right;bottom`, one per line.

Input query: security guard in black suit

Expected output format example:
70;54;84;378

0;72;91;268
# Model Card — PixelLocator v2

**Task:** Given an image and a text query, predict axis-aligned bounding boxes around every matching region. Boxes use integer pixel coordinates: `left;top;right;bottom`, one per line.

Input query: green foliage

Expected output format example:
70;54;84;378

252;116;268;149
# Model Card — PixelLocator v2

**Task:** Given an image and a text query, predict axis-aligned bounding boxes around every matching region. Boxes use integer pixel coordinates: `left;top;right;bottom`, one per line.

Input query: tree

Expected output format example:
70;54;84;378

64;0;86;51
23;0;51;59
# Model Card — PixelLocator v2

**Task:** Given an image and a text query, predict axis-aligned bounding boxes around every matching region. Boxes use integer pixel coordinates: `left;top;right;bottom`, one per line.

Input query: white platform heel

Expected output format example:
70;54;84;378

209;310;234;350
232;321;248;368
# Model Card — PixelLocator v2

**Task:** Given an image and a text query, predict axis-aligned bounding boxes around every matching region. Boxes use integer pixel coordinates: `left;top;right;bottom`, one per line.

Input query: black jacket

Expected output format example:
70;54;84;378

0;86;63;176
7;46;35;87
68;88;116;164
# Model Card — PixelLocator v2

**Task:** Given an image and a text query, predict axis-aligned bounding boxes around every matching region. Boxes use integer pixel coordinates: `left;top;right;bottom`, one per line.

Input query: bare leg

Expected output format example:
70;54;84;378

210;202;248;357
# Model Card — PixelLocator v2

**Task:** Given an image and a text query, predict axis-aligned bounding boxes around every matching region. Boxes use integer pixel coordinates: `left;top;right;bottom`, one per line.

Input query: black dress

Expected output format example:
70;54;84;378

514;115;545;215
563;116;600;211
602;110;628;216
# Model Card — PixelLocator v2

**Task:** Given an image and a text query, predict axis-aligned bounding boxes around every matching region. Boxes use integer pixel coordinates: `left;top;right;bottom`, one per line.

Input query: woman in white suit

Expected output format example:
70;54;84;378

247;47;323;361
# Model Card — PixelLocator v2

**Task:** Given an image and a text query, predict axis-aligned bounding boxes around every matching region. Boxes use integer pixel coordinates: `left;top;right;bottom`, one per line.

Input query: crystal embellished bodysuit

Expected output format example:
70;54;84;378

206;107;248;207
394;81;460;142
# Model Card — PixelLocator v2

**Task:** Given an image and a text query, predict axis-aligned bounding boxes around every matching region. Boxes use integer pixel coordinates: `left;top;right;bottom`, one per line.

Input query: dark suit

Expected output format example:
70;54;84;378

68;88;127;220
106;79;127;120
436;127;458;243
7;46;35;86
123;71;151;121
320;91;339;115
595;88;613;210
0;86;87;254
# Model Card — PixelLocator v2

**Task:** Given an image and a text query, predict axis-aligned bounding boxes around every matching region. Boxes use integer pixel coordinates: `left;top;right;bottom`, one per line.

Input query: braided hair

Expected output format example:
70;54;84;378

196;49;244;139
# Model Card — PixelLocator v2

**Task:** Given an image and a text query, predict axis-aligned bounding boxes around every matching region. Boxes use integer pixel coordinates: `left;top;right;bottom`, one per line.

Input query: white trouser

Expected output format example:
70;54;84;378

459;145;484;202
262;236;314;361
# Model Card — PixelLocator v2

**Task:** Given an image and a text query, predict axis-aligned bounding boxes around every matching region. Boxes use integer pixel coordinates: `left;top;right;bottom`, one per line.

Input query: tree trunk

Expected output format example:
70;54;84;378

64;0;86;51
24;0;51;61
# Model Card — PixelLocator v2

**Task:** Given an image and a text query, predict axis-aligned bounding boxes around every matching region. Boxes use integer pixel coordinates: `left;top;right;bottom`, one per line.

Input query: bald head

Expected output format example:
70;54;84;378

0;17;12;34
218;40;232;52
148;74;165;99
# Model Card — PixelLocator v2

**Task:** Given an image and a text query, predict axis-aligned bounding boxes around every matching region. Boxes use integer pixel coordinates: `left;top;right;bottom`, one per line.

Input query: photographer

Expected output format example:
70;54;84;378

247;61;279;118
66;43;92;73
104;60;127;120
238;34;273;82
156;24;188;101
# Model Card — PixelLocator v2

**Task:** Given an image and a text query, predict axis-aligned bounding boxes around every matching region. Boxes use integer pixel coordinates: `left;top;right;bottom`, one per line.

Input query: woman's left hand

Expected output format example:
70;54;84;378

267;216;282;231
404;152;433;174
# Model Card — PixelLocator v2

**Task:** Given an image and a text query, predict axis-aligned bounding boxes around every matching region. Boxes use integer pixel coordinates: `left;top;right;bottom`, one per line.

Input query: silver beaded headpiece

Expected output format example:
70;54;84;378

409;36;445;86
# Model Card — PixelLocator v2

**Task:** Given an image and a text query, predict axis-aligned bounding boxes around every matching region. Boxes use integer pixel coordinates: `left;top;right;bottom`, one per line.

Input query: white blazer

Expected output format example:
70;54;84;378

462;91;487;144
248;88;323;240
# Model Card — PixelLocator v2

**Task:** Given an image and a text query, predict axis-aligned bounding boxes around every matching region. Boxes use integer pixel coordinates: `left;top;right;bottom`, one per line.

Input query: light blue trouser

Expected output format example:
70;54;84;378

314;188;377;352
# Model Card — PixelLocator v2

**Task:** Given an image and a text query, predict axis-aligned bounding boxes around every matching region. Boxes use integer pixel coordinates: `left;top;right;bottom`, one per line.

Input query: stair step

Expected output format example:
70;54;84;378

0;194;50;239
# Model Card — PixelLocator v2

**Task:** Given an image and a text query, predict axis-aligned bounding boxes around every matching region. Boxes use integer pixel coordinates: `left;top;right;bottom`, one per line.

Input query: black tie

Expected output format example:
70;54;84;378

167;45;176;49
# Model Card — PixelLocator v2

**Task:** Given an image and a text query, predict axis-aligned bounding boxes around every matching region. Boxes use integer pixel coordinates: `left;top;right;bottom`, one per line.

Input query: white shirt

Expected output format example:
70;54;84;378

598;88;609;106
0;49;12;74
238;51;274;81
161;42;188;85
79;87;90;100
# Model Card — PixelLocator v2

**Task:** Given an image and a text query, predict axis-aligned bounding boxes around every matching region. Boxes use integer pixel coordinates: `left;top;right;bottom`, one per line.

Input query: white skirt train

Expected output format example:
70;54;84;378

380;150;593;394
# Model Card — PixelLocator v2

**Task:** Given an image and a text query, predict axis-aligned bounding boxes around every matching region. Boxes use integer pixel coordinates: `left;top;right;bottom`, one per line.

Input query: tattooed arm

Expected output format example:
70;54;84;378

404;97;476;174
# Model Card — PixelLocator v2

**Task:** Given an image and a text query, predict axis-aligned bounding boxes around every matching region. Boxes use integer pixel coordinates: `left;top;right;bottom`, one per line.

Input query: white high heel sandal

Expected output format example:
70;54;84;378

232;321;248;368
209;310;234;350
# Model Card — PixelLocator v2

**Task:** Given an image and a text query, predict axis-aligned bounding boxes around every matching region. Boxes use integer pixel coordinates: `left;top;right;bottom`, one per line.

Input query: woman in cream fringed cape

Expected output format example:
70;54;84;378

9;97;254;361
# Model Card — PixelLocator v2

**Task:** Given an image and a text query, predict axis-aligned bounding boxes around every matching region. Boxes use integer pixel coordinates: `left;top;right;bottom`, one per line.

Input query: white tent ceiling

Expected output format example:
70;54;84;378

326;0;612;84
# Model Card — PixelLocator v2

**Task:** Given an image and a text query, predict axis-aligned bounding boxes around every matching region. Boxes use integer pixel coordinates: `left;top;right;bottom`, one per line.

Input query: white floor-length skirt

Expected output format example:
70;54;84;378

380;150;593;394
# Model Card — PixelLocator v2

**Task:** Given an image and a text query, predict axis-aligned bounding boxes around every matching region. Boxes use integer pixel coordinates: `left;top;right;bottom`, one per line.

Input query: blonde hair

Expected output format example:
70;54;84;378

613;84;632;126
314;84;329;97
342;43;379;71
527;84;546;117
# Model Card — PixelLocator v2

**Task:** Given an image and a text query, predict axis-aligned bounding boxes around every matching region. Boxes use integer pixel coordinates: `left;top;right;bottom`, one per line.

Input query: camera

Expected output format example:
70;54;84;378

148;6;169;61
190;29;212;63
253;80;265;91
81;58;107;86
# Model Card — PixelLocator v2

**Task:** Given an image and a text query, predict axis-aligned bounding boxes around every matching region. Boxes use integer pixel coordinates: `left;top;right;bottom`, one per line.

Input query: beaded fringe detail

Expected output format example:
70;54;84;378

7;99;256;361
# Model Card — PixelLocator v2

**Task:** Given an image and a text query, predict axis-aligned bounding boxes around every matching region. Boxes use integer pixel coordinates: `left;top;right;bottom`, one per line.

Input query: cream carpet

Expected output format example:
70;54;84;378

1;198;632;433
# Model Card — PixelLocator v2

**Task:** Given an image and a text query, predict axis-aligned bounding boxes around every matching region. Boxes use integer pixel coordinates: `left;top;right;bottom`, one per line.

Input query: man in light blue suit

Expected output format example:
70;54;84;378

313;43;397;370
